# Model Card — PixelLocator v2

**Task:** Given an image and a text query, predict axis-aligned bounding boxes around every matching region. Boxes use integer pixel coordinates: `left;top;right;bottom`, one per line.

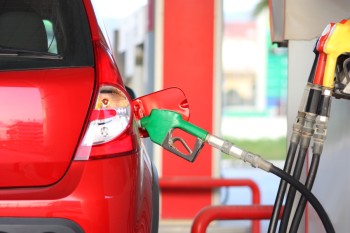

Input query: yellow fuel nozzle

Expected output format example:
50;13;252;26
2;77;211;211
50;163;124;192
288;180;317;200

323;19;350;88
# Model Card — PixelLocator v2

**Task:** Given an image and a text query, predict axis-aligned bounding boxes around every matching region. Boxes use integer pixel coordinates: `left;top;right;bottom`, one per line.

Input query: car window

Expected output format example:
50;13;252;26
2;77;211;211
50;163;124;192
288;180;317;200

43;19;58;54
0;0;94;71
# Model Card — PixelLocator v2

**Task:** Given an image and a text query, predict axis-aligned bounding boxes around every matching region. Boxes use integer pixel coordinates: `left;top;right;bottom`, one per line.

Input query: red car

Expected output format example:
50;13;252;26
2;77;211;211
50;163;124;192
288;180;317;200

0;0;159;232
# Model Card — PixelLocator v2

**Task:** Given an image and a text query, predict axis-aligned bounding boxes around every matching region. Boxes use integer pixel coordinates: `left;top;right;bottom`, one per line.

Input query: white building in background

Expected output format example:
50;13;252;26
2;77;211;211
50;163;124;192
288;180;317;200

222;20;267;112
117;5;149;97
91;0;150;98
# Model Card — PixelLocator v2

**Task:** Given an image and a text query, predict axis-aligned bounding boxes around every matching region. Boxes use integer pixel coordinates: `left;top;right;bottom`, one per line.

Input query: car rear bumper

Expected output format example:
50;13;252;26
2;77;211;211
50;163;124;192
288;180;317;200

0;218;84;233
0;154;154;233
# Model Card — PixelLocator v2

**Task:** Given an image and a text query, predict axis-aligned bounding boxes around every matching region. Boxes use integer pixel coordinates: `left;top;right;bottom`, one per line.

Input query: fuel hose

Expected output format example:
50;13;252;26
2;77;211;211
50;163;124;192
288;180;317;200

207;135;335;233
289;90;331;232
277;84;321;232
288;153;320;233
278;145;309;233
269;164;334;233
268;50;320;233
267;141;298;233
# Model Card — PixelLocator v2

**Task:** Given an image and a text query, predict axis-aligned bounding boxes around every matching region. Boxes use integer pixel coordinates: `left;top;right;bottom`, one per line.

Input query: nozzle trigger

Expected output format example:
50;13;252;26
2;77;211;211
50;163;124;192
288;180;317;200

162;129;205;162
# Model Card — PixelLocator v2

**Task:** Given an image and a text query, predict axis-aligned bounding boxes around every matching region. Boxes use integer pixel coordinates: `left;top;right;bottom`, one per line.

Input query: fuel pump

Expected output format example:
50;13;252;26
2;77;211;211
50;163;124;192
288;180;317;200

288;19;350;233
268;19;350;233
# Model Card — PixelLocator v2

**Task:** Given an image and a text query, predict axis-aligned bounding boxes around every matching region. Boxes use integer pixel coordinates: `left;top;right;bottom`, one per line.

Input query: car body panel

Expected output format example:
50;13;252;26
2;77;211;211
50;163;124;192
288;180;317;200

0;68;94;187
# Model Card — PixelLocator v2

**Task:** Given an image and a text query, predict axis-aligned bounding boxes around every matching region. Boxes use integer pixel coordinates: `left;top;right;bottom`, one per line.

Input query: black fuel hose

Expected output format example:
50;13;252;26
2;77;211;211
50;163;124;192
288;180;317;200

268;51;320;233
278;147;308;233
277;87;320;232
288;92;330;232
206;134;333;233
269;164;334;233
267;142;298;233
289;153;321;233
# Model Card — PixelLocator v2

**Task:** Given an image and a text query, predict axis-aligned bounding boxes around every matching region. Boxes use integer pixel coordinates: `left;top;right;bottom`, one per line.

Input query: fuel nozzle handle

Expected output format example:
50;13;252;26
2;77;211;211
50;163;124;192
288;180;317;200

140;109;273;170
323;20;350;88
140;109;208;162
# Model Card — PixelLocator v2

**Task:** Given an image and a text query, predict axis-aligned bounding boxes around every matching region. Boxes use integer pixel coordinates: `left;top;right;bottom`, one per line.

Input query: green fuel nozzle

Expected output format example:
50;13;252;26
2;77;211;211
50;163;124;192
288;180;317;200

140;109;272;171
140;109;208;162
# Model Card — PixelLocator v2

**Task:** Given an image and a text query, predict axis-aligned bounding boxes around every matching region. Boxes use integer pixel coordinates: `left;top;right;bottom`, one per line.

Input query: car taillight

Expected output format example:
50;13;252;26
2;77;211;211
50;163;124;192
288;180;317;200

85;86;130;144
74;41;138;160
74;85;137;160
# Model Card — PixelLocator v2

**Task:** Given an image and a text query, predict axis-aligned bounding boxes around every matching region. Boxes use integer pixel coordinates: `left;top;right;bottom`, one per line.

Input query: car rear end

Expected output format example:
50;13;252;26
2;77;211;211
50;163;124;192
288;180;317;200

0;0;157;232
